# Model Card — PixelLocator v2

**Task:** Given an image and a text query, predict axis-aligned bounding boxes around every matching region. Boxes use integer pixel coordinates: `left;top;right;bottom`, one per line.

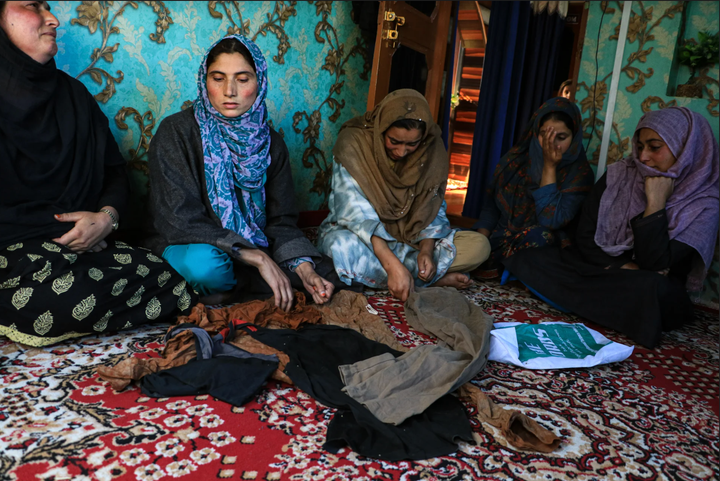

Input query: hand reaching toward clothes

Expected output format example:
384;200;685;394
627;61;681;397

295;262;335;305
53;209;114;253
371;235;416;302
238;248;294;312
386;262;415;302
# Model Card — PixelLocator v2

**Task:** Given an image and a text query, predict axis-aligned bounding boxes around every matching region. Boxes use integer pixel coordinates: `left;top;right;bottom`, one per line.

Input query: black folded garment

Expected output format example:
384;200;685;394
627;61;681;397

242;323;473;461
141;356;278;406
141;321;278;406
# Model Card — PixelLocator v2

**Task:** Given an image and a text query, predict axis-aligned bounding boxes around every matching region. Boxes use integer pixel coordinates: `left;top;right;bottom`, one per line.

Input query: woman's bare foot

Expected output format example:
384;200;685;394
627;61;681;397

433;272;473;289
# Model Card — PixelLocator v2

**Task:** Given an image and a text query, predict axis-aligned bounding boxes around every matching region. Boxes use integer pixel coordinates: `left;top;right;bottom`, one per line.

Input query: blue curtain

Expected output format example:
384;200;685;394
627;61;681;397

514;6;567;144
462;2;566;219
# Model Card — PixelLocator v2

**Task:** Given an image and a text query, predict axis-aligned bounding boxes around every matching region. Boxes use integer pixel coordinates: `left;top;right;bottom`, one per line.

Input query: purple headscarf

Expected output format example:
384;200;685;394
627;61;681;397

595;107;719;291
194;35;271;247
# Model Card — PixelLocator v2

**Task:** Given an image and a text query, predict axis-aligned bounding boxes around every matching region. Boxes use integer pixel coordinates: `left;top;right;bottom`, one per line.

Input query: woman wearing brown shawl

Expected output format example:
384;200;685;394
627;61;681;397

318;90;490;301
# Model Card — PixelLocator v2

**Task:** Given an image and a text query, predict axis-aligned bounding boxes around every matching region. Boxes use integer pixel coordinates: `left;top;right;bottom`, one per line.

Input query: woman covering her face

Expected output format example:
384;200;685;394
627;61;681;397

0;1;196;346
474;97;594;265
503;107;719;348
146;35;342;311
317;89;490;302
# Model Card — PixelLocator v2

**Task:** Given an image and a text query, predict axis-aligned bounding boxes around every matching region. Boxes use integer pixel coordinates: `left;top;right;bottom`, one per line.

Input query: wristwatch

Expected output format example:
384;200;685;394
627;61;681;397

100;208;119;231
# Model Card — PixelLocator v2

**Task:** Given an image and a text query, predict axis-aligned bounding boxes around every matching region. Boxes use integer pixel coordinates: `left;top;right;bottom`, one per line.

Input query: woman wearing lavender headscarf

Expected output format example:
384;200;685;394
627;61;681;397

146;35;342;310
502;107;719;348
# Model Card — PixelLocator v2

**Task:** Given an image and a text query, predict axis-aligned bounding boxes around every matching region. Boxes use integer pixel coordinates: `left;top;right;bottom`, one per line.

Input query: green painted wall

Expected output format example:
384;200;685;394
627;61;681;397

50;1;370;216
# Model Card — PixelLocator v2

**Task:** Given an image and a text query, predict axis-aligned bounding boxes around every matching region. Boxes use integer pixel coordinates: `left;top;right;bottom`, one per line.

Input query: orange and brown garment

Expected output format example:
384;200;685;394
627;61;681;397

97;291;404;389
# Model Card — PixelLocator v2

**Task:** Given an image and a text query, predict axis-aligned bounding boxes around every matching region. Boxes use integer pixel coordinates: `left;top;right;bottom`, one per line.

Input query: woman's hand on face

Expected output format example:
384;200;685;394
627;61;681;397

417;252;436;282
295;262;335;304
386;262;415;302
52;211;113;253
239;249;294;311
540;127;563;168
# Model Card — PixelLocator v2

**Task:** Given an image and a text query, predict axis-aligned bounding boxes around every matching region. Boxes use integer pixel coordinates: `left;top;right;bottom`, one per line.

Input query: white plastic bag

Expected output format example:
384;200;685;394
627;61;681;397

488;321;633;369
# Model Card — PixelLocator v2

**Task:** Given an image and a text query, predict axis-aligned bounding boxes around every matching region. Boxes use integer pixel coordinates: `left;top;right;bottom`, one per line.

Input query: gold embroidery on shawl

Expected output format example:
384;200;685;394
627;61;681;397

127;286;145;307
52;272;74;295
32;261;52;283
0;276;21;289
94;310;113;332
146;297;161;320
72;294;96;321
158;271;171;287
178;290;192;311
12;287;33;310
34;311;54;335
89;268;104;281
111;278;128;296
42;242;61;252
173;280;187;296
114;254;132;265
147;253;163;263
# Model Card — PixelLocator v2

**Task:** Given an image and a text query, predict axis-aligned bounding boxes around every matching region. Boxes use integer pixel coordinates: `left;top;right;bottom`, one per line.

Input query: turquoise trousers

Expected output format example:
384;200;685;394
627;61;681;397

163;244;236;296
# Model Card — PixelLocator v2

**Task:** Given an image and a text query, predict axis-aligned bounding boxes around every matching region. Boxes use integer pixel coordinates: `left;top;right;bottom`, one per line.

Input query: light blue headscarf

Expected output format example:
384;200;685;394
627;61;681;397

194;34;271;247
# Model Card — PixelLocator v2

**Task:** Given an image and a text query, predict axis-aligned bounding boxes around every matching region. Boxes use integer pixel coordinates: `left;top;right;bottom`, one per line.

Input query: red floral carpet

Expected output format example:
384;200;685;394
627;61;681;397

1;280;717;481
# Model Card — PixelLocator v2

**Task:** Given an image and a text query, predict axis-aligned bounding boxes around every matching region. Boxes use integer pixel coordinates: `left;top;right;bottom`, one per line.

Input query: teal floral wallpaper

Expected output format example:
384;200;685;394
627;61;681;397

575;0;719;307
50;1;370;216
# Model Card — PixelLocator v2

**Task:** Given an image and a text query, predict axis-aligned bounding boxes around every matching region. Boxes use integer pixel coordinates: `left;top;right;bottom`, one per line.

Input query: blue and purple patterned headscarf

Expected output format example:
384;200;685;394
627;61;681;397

194;34;271;247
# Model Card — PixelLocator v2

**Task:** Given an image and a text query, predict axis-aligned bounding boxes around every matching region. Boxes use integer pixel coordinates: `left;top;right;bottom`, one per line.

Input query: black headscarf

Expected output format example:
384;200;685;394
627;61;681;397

0;24;125;247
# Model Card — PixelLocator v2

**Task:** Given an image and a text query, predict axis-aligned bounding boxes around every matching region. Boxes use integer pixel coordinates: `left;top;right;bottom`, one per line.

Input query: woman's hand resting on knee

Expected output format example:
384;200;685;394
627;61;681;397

52;209;115;253
295;262;335;305
238;249;294;311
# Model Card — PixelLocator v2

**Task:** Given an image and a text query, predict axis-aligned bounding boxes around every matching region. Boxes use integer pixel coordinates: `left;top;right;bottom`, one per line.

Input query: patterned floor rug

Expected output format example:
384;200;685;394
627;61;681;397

1;280;717;481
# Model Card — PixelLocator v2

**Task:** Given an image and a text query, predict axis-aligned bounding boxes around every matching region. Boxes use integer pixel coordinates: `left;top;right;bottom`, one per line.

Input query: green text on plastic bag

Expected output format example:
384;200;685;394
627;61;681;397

516;324;611;362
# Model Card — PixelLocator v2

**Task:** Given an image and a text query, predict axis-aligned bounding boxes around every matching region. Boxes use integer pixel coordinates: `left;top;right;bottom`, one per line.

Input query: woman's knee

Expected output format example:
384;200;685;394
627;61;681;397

163;244;236;295
449;230;491;272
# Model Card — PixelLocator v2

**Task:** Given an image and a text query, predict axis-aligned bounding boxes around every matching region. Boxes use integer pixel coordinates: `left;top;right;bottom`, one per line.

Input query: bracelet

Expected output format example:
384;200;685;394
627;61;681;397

100;208;119;231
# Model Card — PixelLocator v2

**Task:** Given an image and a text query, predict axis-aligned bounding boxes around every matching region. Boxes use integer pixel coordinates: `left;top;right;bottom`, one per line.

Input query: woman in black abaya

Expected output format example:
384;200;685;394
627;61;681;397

0;1;196;346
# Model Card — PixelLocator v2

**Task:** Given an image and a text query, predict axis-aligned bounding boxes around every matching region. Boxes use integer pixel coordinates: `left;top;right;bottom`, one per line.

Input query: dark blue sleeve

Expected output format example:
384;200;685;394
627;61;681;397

531;162;594;230
530;183;585;229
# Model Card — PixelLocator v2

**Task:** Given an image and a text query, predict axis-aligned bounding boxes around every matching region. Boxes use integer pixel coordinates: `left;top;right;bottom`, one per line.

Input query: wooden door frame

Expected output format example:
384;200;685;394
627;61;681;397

366;1;452;121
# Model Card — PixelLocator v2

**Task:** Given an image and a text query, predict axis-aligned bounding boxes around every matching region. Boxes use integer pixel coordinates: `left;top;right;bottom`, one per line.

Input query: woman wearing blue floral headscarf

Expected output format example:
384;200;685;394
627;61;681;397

146;35;339;310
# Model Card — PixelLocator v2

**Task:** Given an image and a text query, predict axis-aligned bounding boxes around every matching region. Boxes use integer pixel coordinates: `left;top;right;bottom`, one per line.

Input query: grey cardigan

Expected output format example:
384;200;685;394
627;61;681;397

145;107;319;264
